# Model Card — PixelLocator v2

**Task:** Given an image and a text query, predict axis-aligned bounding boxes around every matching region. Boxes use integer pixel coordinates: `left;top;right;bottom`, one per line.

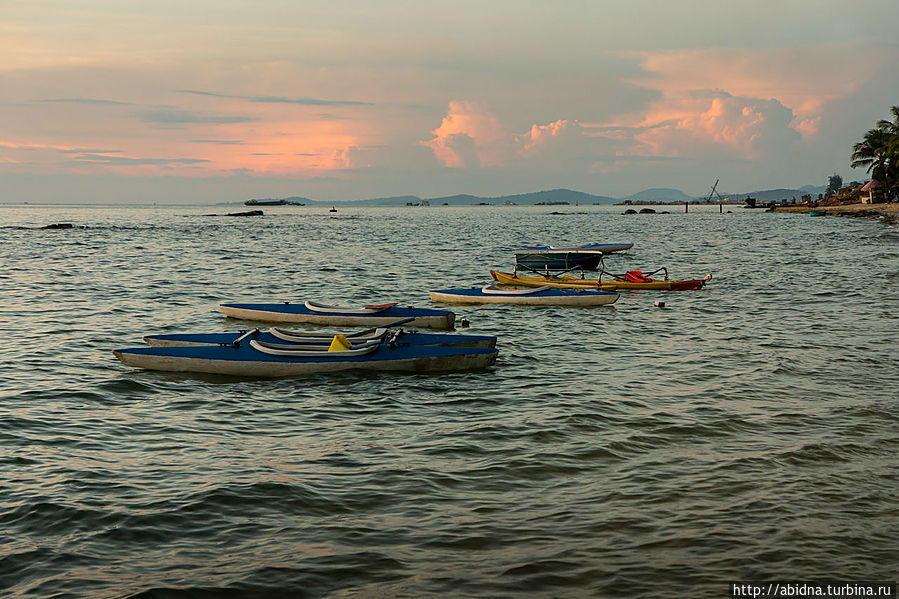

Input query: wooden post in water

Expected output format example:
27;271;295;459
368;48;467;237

719;202;723;213
685;201;688;213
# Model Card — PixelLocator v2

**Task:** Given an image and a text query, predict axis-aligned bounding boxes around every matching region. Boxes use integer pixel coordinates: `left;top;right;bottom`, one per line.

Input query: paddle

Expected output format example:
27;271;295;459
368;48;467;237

268;317;418;345
355;317;416;336
232;319;415;348
229;328;260;347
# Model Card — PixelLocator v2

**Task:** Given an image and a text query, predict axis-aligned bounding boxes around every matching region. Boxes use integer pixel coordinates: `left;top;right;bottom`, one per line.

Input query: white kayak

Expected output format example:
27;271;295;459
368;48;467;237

429;285;619;306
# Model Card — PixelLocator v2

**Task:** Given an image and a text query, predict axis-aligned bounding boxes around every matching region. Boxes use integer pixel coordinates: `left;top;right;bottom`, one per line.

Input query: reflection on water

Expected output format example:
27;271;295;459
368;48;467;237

0;203;896;598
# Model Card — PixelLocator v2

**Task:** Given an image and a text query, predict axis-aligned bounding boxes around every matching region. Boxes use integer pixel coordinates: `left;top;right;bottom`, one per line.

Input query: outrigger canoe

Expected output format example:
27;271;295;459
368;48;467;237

429;285;619;306
113;339;497;377
513;243;634;270
490;270;711;291
220;300;455;329
144;327;496;349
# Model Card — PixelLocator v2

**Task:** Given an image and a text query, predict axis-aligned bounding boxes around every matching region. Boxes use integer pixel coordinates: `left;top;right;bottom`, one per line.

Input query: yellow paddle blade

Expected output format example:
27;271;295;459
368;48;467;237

328;334;353;352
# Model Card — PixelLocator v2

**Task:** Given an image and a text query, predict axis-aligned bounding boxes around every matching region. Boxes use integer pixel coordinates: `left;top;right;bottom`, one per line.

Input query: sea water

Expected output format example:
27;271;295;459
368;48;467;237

1;203;896;598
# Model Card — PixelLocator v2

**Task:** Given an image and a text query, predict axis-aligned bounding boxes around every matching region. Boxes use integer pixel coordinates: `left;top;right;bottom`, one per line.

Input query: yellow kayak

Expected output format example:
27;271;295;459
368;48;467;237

490;270;711;291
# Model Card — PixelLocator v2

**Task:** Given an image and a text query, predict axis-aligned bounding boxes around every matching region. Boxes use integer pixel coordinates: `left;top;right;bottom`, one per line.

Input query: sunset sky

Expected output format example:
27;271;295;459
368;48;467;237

3;0;898;203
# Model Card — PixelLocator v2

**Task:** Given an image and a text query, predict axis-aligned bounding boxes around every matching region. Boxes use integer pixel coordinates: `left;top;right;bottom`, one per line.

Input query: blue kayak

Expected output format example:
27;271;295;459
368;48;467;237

220;300;455;329
114;340;498;377
429;285;619;306
144;327;496;349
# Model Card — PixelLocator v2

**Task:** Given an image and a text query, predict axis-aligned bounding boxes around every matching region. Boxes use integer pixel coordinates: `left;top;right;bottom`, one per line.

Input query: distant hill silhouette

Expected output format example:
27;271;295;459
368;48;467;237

625;188;694;203
746;186;827;201
422;189;617;205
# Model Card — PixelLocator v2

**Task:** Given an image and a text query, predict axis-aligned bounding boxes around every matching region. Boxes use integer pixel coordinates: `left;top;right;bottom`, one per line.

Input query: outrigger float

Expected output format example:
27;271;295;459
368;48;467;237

144;323;496;349
219;300;455;329
429;285;619;306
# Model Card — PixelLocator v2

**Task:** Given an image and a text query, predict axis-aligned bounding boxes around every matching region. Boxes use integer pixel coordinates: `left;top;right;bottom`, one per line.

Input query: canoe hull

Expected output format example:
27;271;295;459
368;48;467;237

114;344;497;377
429;288;619;306
490;270;707;291
220;303;455;329
144;330;496;349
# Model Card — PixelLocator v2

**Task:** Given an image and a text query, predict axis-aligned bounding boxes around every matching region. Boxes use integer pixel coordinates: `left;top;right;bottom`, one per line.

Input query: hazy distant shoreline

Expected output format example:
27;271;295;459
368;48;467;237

768;202;898;219
243;185;830;208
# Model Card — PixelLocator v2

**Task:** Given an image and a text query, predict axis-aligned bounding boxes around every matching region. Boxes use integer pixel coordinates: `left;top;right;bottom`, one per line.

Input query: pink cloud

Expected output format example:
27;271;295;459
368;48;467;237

0;140;75;151
631;91;800;160
516;119;585;157
330;145;370;169
619;44;888;145
423;105;628;172
423;101;507;167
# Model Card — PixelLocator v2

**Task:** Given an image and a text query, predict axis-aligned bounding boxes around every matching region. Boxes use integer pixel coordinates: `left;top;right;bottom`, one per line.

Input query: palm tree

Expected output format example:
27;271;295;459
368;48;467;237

877;106;899;181
875;105;899;135
851;106;899;201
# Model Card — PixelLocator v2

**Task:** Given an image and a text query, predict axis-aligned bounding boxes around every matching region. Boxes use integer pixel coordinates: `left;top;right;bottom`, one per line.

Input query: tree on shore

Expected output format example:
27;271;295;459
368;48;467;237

826;172;842;197
851;106;899;200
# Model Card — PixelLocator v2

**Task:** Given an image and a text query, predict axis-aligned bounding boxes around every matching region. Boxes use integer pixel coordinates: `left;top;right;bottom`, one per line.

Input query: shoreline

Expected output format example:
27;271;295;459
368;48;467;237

764;202;899;220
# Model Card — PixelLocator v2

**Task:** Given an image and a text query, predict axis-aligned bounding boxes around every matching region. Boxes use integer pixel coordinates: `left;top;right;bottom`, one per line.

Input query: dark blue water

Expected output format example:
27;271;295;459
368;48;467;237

1;204;896;598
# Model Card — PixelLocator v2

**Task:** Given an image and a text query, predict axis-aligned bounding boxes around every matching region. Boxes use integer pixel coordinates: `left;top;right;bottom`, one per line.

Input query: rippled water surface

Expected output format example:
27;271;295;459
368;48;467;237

1;203;896;598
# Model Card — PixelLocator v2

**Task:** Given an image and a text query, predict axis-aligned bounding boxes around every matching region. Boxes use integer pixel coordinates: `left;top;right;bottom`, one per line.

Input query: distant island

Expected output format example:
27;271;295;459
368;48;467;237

245;185;829;207
245;198;306;206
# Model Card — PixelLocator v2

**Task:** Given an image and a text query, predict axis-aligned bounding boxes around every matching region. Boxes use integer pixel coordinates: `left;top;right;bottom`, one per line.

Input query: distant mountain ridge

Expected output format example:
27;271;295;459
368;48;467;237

248;185;831;206
624;188;694;203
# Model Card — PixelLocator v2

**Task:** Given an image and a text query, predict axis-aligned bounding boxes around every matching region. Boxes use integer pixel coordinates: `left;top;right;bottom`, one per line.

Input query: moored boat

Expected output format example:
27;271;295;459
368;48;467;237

490;270;710;291
144;327;496;349
220;301;455;329
429;285;619;306
113;340;497;377
513;243;633;270
809;210;827;216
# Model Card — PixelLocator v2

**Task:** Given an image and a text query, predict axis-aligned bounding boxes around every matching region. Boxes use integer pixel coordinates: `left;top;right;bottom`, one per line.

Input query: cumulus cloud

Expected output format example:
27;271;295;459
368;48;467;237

516;119;629;162
424;104;628;171
331;146;360;169
620;44;892;145
421;47;868;173
422;101;508;167
631;90;801;160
